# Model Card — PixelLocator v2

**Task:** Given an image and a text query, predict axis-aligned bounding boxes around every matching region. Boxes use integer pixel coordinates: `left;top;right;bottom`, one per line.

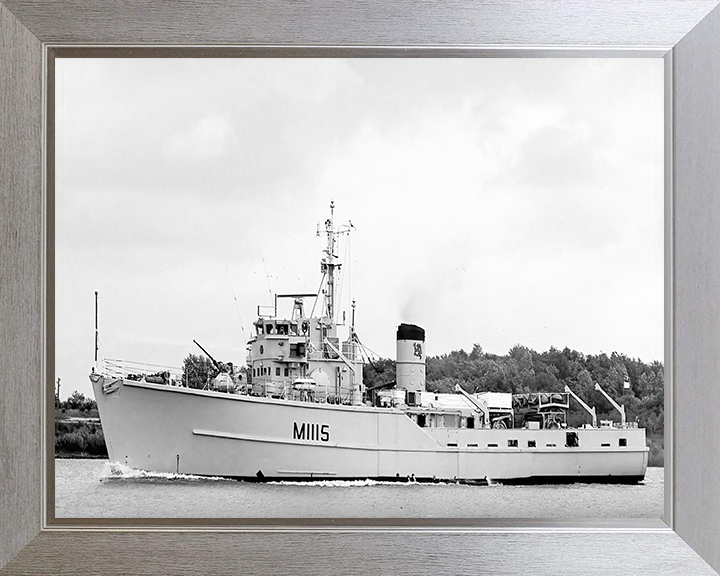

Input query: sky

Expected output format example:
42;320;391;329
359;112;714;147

55;58;664;401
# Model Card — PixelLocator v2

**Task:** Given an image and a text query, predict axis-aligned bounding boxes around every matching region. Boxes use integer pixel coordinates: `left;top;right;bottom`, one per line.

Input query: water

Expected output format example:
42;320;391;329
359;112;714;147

55;459;664;519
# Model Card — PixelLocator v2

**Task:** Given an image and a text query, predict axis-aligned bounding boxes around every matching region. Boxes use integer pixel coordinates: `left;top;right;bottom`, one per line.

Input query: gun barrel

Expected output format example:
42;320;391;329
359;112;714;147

193;339;223;371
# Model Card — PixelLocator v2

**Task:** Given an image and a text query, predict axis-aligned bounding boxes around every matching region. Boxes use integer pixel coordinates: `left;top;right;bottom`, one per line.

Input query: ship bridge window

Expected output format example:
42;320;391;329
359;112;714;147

619;438;627;447
417;414;427;428
277;324;288;335
265;324;274;334
276;367;281;376
467;417;475;429
290;324;298;336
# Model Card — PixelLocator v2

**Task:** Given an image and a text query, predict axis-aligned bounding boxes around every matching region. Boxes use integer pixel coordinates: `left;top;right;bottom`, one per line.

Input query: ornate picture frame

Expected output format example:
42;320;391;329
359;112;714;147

2;1;720;574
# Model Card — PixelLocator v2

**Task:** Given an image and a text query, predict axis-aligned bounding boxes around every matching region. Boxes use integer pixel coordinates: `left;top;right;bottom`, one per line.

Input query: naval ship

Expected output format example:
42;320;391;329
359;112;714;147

90;203;648;483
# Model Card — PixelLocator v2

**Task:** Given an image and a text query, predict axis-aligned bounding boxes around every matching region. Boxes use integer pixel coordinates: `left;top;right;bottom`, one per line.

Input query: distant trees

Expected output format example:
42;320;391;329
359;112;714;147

55;420;107;457
58;391;96;413
55;391;105;457
363;344;665;436
363;358;396;390
182;353;220;389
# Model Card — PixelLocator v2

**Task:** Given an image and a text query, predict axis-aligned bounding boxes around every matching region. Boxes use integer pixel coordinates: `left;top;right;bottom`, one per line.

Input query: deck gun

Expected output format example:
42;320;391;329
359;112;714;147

193;339;229;373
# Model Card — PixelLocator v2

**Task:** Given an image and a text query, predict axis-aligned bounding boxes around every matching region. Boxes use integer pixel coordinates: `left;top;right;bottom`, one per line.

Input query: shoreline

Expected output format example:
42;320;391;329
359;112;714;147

55;453;109;460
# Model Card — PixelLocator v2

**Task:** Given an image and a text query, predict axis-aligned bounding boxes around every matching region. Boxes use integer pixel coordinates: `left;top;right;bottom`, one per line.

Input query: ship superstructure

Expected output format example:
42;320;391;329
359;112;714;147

246;202;364;406
90;203;648;483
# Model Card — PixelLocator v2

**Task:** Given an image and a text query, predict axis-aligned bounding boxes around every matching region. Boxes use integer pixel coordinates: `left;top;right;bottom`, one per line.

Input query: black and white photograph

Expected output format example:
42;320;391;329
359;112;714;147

54;57;664;519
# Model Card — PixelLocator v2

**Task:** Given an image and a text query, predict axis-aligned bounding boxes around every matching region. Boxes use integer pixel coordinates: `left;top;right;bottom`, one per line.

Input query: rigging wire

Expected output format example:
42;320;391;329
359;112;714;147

335;230;351;326
103;358;182;370
309;272;326;319
226;267;246;346
259;248;273;297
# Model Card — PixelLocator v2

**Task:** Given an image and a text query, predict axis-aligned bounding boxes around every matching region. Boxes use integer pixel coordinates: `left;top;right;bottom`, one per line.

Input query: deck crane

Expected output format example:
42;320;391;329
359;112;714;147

564;385;597;428
594;382;626;426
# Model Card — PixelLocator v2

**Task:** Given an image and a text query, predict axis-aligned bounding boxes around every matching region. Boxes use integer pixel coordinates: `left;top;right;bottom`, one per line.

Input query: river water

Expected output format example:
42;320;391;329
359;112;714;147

55;459;664;519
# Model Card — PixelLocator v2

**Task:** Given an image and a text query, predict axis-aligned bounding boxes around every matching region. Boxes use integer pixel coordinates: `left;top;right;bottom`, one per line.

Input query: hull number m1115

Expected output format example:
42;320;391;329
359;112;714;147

293;422;330;442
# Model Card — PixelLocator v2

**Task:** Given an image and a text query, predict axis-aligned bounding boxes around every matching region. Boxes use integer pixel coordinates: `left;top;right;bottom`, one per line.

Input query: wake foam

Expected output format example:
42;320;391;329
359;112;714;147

101;462;229;482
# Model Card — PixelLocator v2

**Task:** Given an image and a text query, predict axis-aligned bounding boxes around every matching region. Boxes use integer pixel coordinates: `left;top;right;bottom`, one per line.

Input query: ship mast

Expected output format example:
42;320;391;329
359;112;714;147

320;200;341;322
316;200;355;334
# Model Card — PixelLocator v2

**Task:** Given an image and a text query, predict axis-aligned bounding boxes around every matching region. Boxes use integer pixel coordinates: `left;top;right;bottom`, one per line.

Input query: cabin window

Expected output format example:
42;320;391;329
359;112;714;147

508;439;518;448
467;417;475;429
468;443;478;448
566;431;579;448
528;440;536;448
284;368;289;377
443;414;458;427
275;367;281;376
601;443;610;447
447;443;457;447
417;414;427;428
488;443;498;448
290;343;306;357
619;438;627;447
546;443;556;447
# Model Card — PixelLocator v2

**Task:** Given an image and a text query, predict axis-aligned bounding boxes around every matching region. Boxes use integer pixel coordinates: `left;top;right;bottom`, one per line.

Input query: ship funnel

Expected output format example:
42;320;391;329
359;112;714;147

396;324;426;393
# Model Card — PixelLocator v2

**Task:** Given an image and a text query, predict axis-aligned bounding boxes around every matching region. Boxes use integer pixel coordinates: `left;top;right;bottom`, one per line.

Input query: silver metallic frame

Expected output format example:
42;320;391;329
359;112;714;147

2;2;720;574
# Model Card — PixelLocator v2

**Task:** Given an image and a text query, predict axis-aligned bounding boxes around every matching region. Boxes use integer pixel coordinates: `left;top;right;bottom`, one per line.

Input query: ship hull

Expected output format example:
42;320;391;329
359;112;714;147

92;377;649;483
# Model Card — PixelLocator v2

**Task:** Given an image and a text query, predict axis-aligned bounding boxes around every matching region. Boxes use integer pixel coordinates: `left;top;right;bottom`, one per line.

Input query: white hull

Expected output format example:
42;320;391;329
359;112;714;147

93;377;649;483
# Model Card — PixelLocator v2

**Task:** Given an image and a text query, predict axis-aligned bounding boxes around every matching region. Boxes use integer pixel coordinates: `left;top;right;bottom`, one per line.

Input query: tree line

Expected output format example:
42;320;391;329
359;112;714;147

364;343;664;437
57;390;97;413
55;391;106;457
181;353;244;388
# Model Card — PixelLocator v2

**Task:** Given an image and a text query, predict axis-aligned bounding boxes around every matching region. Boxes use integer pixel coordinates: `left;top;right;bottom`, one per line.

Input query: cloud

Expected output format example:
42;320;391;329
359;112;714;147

164;115;237;159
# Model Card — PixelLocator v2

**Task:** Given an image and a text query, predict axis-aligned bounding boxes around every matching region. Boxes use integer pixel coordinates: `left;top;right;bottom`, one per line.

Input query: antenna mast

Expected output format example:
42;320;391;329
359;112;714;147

94;291;99;368
321;200;340;321
317;201;354;331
